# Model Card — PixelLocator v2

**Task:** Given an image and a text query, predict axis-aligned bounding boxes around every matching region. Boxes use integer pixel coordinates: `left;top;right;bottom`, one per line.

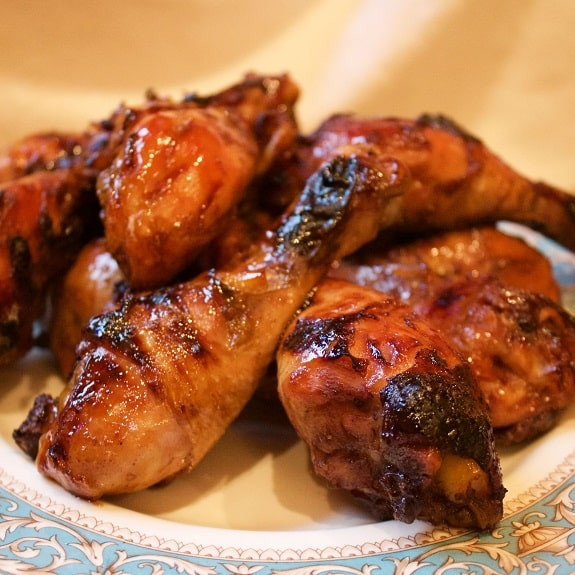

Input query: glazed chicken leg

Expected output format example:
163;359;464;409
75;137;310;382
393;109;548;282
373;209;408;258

331;227;575;443
97;73;300;289
0;131;88;182
330;226;561;305
0;128;100;365
277;278;505;529
268;114;575;250
30;149;405;499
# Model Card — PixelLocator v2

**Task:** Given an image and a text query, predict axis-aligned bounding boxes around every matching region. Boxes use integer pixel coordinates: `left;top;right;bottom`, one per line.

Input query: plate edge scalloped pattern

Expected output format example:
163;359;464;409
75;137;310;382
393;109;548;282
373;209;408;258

1;447;575;562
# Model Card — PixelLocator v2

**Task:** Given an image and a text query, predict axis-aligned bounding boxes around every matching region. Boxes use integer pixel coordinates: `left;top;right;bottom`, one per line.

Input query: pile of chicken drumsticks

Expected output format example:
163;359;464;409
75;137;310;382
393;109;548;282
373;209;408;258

3;73;575;531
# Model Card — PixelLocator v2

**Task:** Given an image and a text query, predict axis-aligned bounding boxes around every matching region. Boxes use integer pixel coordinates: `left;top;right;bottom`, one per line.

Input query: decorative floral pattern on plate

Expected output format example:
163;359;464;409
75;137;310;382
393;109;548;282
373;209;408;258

0;447;575;573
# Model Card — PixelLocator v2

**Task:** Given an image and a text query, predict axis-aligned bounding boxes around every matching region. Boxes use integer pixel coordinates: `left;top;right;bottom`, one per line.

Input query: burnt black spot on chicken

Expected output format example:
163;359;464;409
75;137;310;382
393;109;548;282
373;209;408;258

282;308;379;374
433;286;464;309
13;394;58;459
9;236;34;297
122;132;140;170
276;156;361;259
45;438;68;469
91;290;205;366
381;348;492;467
85;305;145;363
416;113;481;144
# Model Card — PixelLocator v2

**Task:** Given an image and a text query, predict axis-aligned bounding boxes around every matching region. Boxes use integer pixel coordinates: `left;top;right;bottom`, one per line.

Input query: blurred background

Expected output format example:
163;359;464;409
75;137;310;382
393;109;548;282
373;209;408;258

1;0;574;187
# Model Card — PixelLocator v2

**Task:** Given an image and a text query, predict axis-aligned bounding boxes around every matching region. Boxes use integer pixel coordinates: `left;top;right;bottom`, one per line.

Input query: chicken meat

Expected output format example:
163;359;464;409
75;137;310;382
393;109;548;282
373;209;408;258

20;149;405;499
277;278;505;529
96;73;300;289
331;227;575;443
267;114;575;251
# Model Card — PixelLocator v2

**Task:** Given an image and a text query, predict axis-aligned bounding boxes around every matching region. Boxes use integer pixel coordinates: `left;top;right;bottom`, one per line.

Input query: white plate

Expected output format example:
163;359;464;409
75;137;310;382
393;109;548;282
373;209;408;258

1;230;575;573
2;2;575;572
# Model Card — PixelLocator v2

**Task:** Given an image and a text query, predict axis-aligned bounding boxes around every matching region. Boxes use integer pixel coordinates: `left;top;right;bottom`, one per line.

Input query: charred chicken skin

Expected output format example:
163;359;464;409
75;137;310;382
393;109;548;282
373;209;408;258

269;114;575;250
0;131;88;182
96;73;300;289
277;278;505;529
422;277;575;444
10;75;575;530
331;227;573;443
0;169;98;365
29;149;406;499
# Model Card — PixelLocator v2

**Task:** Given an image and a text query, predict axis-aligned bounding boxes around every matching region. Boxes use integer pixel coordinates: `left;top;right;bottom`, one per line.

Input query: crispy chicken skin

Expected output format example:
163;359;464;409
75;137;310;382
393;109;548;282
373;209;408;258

0;131;88;182
0;169;99;365
97;74;300;289
331;227;572;443
30;151;405;499
13;393;58;460
330;226;560;307
271;114;575;250
277;278;505;530
422;278;575;444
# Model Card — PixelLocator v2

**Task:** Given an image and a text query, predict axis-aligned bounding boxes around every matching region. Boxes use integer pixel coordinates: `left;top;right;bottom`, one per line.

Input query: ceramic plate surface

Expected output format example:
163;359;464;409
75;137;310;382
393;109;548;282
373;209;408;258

2;2;575;573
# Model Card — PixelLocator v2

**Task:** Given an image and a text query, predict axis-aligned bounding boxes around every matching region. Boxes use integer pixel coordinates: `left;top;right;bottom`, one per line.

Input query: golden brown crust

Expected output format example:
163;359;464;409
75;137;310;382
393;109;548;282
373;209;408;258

34;151;406;499
275;114;575;251
330;227;573;444
278;278;505;529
